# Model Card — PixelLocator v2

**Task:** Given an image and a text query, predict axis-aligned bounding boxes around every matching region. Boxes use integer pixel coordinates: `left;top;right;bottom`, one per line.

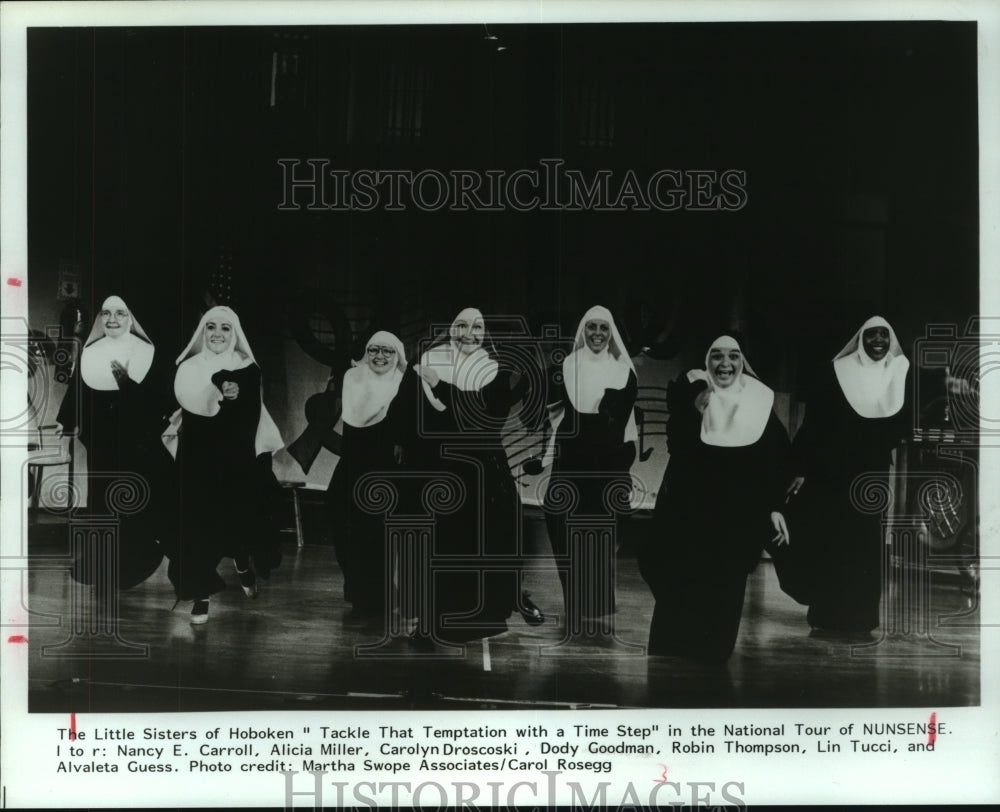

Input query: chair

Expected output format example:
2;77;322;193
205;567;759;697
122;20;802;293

27;424;73;511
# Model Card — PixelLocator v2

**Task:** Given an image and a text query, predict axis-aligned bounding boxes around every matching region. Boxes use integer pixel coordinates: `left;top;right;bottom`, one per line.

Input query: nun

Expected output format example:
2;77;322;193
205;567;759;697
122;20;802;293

170;306;284;624
779;316;910;634
328;330;407;619
399;307;527;644
541;305;639;622
639;335;791;665
55;295;173;589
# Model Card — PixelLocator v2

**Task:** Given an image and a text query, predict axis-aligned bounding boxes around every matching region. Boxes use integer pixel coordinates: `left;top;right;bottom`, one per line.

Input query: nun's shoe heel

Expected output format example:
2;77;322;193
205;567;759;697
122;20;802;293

190;599;210;625
236;564;258;599
520;591;545;626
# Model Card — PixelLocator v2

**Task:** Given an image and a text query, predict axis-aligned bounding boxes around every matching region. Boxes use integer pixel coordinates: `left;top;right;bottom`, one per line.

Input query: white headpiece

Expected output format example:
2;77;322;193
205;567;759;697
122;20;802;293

687;334;774;447
562;305;638;443
80;295;155;390
832;315;909;418
420;307;499;412
173;306;283;455
342;330;407;428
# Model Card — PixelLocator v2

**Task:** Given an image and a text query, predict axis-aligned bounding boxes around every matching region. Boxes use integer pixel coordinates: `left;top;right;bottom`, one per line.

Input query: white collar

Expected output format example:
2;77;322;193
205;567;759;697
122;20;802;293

832;316;909;418
342;331;407;428
687;336;774;447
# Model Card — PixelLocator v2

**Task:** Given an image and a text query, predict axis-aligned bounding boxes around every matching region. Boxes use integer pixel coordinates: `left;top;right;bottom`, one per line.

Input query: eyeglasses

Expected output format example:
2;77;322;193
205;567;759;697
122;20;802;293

101;310;129;320
367;346;397;357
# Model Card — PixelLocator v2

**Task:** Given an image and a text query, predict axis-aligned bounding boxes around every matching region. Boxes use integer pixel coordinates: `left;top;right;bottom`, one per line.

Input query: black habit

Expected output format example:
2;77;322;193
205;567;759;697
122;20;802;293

169;364;282;601
56;347;174;589
775;363;909;633
639;374;791;664
542;364;638;621
396;364;524;643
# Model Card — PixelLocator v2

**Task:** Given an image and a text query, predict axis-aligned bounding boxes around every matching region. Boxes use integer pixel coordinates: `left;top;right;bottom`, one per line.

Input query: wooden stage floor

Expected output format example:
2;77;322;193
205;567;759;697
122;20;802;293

25;514;979;712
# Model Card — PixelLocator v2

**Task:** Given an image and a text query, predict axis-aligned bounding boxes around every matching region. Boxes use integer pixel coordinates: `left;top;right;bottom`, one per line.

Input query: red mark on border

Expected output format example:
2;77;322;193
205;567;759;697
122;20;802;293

6;277;23;287
654;764;669;783
928;712;937;747
7;635;28;643
70;712;77;740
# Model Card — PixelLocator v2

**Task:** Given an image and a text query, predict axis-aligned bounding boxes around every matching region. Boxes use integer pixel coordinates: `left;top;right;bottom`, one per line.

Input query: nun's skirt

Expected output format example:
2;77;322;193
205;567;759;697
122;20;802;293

327;423;397;616
167;378;281;602
645;568;749;665
428;449;520;643
773;471;884;633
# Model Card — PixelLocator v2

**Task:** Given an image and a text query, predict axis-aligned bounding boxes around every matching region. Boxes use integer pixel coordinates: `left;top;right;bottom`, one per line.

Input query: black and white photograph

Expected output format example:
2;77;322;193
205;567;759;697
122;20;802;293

2;1;998;808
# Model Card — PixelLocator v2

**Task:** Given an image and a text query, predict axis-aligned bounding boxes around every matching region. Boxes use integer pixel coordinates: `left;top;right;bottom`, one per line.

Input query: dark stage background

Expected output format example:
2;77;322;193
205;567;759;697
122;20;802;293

18;19;984;718
27;22;979;446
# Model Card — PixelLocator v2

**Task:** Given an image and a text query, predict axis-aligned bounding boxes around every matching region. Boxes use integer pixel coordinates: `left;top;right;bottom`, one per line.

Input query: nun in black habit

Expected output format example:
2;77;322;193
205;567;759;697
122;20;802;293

169;306;284;624
327;330;407;618
639;335;791;665
776;316;910;634
56;295;174;589
541;305;639;622
397;307;527;644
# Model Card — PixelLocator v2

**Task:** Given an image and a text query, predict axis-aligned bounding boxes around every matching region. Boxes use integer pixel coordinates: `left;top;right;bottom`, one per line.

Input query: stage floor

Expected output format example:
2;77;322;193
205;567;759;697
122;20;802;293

25;514;979;712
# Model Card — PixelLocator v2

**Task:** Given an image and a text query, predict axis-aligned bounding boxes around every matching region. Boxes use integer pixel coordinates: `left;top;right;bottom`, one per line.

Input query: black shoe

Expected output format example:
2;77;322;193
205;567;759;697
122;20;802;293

235;562;258;599
519;591;545;626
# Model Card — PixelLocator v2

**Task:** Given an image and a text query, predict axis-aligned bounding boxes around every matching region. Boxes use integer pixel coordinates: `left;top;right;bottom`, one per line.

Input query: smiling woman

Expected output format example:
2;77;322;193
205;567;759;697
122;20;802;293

639;334;792;664
775;315;911;634
168;306;285;624
327;330;407;619
541;305;639;628
55;295;175;590
707;343;743;387
394;307;532;645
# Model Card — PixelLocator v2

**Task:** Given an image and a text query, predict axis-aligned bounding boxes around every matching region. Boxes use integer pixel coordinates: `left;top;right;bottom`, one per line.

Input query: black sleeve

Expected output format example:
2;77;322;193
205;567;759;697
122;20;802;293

429;378;455;411
664;374;705;457
892;373;914;444
212;365;262;423
117;372;177;456
381;371;413;447
115;371;145;410
762;410;793;514
791;365;837;478
385;366;421;446
790;404;815;478
116;374;153;441
480;370;517;418
599;370;638;420
115;345;177;433
145;351;180;427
